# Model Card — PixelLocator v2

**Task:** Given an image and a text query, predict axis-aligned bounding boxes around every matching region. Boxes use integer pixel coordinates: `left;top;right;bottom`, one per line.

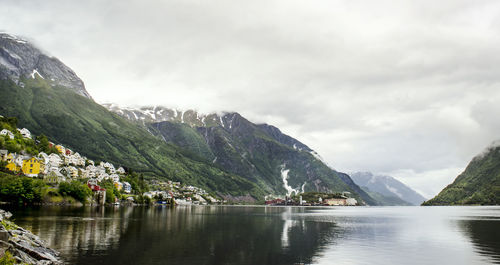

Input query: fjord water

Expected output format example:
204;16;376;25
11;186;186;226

6;206;500;265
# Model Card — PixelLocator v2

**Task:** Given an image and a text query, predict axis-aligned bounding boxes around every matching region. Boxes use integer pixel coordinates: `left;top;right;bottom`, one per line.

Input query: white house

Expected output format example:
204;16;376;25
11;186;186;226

69;152;85;166
100;162;116;173
110;174;120;183
81;169;95;179
123;182;132;193
17;128;31;139
96;172;109;182
346;198;358;206
37;152;49;161
36;152;50;174
116;167;126;174
96;165;106;175
48;153;62;168
14;155;26;167
0;129;14;139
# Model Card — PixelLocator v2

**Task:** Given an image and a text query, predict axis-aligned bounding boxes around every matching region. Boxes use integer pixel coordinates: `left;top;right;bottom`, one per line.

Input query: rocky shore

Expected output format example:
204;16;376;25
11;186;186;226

0;209;63;264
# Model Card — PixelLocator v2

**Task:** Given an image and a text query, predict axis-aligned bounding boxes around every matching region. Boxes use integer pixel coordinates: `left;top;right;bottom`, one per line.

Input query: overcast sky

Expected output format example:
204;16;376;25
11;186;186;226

2;0;500;198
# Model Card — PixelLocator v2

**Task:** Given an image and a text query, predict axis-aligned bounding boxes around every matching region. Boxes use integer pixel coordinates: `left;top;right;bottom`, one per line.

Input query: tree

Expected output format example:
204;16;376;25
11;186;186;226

58;181;92;203
0;173;45;204
4;140;21;153
36;134;50;152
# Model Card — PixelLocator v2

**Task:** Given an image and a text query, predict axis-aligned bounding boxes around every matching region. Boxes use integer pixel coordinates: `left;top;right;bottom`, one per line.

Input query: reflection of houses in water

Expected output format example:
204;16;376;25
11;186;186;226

23;206;134;256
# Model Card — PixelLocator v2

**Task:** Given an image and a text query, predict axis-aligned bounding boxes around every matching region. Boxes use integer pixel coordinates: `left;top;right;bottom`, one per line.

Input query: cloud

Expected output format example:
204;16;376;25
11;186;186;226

2;0;500;196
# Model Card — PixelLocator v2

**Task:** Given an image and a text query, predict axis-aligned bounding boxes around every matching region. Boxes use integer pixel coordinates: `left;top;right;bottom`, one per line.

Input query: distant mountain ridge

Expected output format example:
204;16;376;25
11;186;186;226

423;142;500;205
351;172;426;205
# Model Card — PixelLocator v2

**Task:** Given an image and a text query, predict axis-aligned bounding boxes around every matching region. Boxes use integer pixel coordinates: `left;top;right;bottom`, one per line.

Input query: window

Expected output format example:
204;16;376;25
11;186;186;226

30;169;32;173
31;164;33;167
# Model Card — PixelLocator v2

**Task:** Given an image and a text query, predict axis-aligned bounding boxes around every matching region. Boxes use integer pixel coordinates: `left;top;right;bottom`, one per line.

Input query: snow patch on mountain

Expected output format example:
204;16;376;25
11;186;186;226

30;69;44;79
219;116;225;127
0;33;27;44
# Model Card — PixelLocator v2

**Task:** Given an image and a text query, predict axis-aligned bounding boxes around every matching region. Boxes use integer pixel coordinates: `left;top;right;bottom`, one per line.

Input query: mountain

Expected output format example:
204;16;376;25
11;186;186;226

104;105;377;205
0;33;91;99
423;143;500;205
361;188;412;206
350;172;426;205
0;33;262;200
0;33;372;203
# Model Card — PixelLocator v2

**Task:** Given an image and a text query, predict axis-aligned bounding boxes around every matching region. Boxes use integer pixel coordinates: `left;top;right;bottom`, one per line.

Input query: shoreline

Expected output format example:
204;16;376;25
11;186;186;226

0;209;64;264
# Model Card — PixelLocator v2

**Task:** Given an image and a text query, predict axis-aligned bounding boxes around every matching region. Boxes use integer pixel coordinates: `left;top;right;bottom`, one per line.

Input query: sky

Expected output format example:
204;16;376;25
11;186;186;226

2;0;500;198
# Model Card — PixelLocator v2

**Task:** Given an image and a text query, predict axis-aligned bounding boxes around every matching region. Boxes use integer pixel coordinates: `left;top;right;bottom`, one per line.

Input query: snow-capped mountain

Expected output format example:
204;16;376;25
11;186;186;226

105;104;377;204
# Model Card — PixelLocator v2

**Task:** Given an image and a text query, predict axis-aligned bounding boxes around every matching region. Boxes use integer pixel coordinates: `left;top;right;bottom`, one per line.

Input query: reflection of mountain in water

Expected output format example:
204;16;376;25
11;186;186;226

82;206;340;265
9;206;341;265
458;219;500;263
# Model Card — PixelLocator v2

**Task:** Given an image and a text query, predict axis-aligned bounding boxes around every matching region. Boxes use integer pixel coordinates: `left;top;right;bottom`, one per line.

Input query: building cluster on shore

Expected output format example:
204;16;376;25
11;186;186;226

265;192;358;206
145;180;221;205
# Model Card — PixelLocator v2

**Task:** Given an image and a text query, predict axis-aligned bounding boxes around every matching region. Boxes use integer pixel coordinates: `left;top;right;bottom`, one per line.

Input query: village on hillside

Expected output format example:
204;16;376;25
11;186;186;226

0;116;221;205
1;116;357;207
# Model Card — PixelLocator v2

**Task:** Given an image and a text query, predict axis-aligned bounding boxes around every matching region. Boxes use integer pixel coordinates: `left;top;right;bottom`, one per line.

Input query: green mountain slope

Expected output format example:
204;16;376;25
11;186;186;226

0;33;370;203
131;110;375;204
423;144;500;205
0;77;263;199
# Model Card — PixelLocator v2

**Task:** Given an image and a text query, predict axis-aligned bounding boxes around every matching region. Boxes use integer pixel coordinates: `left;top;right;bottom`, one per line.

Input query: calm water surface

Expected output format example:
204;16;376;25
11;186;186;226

5;206;500;265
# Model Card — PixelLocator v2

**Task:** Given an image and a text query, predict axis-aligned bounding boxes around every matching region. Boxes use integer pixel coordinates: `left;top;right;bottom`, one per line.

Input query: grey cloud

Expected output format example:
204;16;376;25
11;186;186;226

1;0;500;196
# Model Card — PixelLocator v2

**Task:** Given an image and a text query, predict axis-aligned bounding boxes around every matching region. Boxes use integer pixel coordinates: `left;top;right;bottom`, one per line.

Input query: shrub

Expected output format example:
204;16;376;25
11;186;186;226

58;181;92;203
0;173;44;204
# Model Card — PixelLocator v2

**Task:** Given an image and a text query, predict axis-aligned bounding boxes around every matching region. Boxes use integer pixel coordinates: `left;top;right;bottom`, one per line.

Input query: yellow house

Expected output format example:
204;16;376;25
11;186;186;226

324;198;347;206
114;181;123;191
22;157;41;177
6;162;20;172
5;153;20;172
55;145;65;154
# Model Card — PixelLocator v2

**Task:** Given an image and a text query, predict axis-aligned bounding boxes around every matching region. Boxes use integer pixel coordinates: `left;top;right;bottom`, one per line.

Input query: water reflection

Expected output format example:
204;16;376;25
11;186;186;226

312;206;500;265
8;206;340;265
459;219;500;263
6;206;500;265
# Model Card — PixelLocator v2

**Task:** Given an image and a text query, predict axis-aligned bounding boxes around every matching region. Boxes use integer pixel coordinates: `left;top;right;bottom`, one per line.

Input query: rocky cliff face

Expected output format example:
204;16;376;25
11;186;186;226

0;33;91;99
